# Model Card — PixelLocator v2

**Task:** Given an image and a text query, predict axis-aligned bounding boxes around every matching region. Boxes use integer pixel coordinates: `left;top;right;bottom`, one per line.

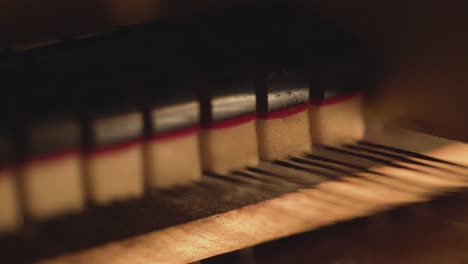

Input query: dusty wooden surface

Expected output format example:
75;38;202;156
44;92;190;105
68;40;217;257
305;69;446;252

1;1;468;263
37;129;468;264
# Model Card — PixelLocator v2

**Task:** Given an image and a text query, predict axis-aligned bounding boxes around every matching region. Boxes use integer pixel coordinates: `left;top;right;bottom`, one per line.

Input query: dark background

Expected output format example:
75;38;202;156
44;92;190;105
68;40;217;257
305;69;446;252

1;0;467;141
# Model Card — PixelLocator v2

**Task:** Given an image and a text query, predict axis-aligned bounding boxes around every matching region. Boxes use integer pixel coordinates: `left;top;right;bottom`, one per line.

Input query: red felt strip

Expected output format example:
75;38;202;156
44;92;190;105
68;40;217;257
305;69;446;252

23;149;79;166
203;113;257;130
310;90;363;106
88;138;142;156
0;163;16;177
259;102;310;120
146;125;199;142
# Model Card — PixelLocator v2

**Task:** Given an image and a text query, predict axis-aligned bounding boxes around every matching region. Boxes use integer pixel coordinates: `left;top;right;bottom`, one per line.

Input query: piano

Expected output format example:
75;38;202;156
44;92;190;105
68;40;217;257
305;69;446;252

1;1;468;263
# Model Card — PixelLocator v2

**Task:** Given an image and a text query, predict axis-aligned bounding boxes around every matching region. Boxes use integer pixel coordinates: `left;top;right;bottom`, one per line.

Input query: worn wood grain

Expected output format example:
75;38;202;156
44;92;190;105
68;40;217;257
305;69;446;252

38;129;468;264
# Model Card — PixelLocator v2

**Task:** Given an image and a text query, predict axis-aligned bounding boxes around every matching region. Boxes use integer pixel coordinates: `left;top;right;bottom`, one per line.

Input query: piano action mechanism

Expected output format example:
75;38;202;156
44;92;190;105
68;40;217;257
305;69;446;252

1;1;468;263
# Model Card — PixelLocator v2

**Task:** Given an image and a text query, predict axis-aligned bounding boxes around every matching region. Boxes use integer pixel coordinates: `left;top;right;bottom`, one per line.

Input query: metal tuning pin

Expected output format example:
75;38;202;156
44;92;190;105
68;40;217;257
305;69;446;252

256;67;311;161
9;41;86;221
0;49;22;234
309;31;368;145
143;25;202;188
192;12;259;174
253;6;324;160
79;32;150;205
84;108;144;205
0;129;20;234
20;117;84;220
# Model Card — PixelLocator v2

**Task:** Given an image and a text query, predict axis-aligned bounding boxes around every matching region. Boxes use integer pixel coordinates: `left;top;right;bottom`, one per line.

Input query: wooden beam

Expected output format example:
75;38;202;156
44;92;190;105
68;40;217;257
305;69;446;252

40;131;468;264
